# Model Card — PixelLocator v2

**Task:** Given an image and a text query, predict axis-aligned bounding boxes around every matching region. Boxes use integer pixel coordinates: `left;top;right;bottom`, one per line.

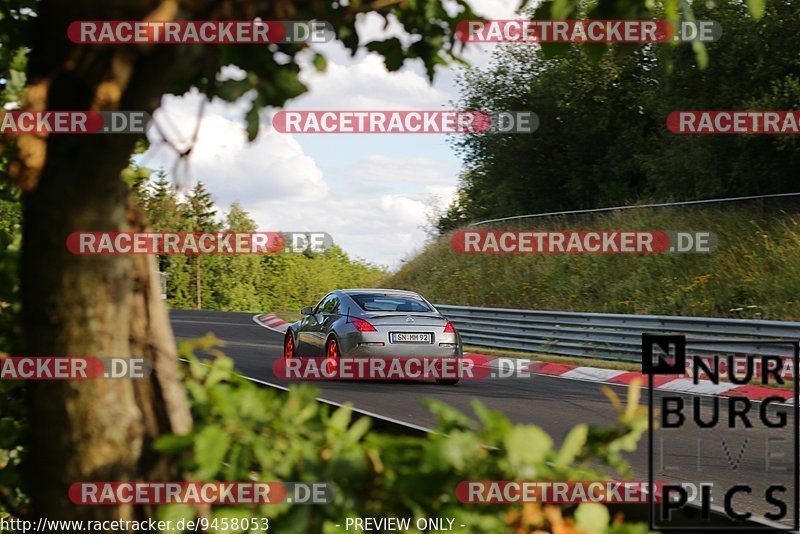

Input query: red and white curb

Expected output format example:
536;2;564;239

253;313;290;333
504;358;796;405
248;319;794;403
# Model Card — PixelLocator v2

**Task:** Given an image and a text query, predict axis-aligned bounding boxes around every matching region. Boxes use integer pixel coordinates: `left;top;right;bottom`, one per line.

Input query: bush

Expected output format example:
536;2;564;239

0;334;650;532
151;335;649;533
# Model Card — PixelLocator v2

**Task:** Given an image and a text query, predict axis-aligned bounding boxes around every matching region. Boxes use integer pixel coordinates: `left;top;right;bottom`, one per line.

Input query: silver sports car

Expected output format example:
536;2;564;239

283;289;463;385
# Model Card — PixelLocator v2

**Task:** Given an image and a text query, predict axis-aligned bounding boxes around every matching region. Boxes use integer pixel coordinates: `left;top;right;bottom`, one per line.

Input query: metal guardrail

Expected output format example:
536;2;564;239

434;304;800;361
159;271;168;300
469;191;800;227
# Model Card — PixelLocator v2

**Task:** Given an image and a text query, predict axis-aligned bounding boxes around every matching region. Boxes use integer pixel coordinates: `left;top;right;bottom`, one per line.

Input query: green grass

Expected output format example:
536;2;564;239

382;203;800;321
271;310;302;323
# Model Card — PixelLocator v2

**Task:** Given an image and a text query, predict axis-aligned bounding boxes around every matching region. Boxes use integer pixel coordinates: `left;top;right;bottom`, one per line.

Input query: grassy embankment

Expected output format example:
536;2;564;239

383;203;800;322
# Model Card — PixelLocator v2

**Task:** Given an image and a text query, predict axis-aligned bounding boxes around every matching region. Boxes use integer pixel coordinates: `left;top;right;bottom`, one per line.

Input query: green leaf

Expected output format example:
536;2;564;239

269;67;307;103
533;0;555;19
503;425;552;467
338;26;360;55
552;0;578;19
216;79;253;102
346;416;371;443
747;0;766;20
424;399;477;431
532;1;572;58
205;355;235;387
470;399;512;443
428;430;481;470
366;38;406;71
152;433;195;452
194;425;230;479
575;503;610;534
313;53;328;72
245;105;260;142
555;424;588;468
329;404;353;432
692;40;709;70
157;504;196;533
663;0;680;21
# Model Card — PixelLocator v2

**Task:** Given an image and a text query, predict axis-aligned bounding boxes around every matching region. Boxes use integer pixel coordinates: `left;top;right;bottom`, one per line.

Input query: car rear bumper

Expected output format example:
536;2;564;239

339;331;462;358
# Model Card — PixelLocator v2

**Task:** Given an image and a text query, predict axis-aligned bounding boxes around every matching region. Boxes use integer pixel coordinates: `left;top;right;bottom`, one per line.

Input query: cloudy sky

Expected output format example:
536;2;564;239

138;0;522;270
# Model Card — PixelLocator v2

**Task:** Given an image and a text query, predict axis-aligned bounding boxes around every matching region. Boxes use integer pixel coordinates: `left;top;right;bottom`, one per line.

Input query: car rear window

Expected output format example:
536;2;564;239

351;294;432;313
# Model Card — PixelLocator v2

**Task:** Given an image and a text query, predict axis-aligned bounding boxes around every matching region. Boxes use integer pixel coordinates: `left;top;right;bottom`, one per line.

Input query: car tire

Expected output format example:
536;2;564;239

325;336;340;377
434;359;459;385
284;332;295;361
435;378;460;385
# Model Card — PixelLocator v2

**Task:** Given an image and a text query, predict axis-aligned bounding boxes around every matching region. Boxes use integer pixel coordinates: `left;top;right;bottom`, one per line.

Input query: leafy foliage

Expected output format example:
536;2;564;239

0;34;26;523
0;185;23;519
440;0;800;231
0;2;33;104
192;0;478;141
149;336;649;533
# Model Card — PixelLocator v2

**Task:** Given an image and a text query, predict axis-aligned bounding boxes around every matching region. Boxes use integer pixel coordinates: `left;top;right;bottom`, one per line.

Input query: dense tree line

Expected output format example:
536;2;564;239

439;0;800;231
129;170;385;313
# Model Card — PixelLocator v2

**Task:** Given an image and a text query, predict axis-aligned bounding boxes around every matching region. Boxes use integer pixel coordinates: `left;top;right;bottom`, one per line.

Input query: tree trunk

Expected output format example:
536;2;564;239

16;0;201;522
196;257;202;310
21;125;193;522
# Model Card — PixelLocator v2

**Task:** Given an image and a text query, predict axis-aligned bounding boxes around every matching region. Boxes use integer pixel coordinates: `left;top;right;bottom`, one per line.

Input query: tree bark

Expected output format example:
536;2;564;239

22;131;193;521
17;0;201;522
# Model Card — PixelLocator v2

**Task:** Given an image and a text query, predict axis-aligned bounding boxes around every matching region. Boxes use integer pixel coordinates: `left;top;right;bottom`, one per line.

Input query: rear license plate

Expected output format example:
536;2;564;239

390;332;432;343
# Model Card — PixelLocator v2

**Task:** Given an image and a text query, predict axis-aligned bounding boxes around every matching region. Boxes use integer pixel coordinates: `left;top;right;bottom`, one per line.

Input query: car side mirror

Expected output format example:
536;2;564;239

301;306;314;315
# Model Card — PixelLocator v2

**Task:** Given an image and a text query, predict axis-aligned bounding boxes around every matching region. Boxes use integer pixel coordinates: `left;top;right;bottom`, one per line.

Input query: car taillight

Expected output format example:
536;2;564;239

351;317;377;332
444;321;456;333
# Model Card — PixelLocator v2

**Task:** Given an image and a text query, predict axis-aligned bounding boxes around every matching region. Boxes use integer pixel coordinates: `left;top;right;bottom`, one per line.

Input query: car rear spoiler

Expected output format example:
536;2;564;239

364;313;443;320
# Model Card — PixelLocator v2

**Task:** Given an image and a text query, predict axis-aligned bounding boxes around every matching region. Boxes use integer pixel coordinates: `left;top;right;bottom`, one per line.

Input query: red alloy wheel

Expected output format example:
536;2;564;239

284;334;294;361
325;338;340;376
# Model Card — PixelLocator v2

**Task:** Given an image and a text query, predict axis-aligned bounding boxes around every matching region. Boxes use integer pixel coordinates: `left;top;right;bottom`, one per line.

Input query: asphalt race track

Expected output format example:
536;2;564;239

170;309;796;529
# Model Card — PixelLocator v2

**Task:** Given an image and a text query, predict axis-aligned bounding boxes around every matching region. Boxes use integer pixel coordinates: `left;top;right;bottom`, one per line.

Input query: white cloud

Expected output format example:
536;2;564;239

140;93;327;205
135;0;526;268
293;54;450;110
341;154;456;190
424;185;459;211
468;0;525;18
138;93;446;267
243;192;433;269
380;195;429;227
